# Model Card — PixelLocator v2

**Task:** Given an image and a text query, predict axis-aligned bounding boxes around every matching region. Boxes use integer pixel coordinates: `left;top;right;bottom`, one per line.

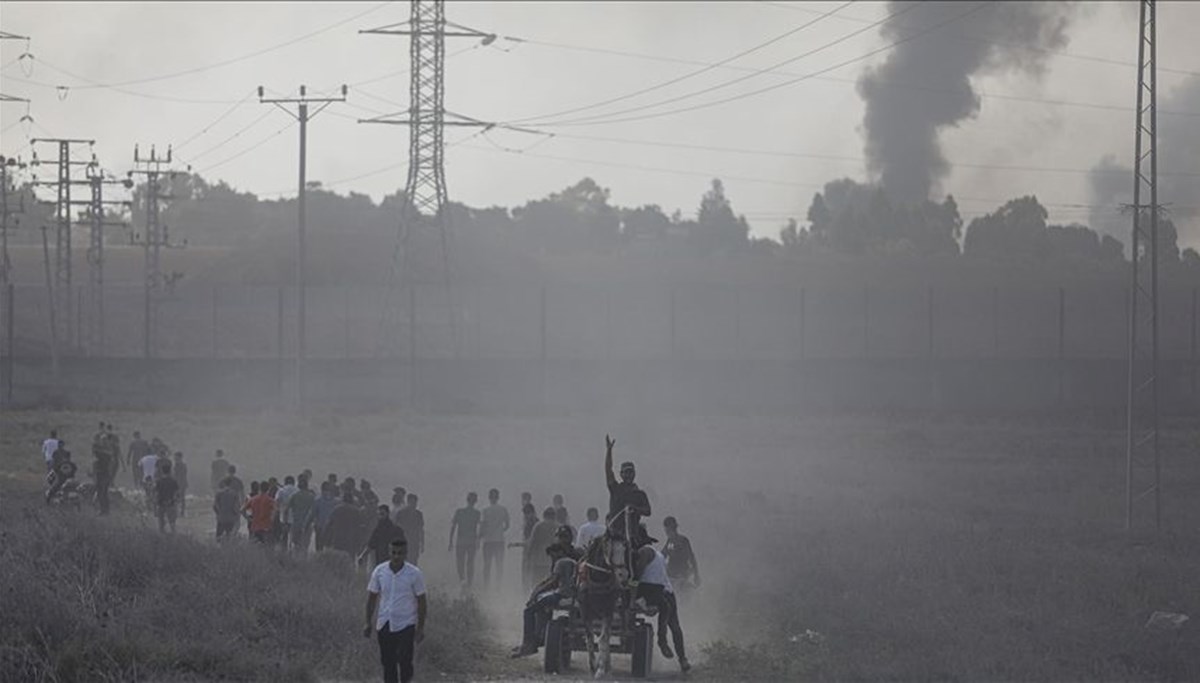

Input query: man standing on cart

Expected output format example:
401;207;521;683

603;435;651;541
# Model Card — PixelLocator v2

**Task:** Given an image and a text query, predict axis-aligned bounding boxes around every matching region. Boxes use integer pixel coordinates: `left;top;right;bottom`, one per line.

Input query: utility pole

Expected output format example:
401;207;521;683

361;1;498;360
81;160;133;356
1125;0;1160;537
257;84;347;410
128;144;177;361
30;137;94;352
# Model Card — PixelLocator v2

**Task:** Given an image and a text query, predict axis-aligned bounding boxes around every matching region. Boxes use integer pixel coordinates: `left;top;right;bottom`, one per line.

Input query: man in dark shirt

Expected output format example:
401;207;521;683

155;461;181;533
604;435;651;540
126;431;150;489
448;492;481;588
92;431;117;515
210;449;230;495
394;493;425;566
213;482;241;541
511;526;583;658
360;505;406;567
661;516;700;589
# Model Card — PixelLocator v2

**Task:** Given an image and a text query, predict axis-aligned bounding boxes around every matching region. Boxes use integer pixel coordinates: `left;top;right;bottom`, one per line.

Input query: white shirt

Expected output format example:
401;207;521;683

275;484;299;522
139;454;160;481
367;561;426;632
42;438;59;464
637;548;674;594
576;520;605;550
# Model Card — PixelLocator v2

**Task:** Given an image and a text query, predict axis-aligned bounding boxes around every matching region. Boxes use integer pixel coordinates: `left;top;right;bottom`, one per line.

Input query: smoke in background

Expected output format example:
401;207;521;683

1088;75;1200;247
857;1;1075;204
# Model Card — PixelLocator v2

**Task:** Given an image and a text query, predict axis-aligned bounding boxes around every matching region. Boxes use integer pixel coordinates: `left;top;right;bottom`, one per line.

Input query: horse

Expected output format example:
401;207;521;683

577;513;637;678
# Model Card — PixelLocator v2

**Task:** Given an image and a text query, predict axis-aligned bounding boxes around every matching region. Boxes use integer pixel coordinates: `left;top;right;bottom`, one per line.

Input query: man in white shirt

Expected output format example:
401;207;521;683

576;507;605;551
364;538;428;683
635;545;690;673
42;430;60;471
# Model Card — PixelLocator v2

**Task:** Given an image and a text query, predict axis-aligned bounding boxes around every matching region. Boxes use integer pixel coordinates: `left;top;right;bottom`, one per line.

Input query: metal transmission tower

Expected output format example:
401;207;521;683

257;84;347;409
360;1;495;359
1126;0;1160;537
82;161;133;356
128;145;177;361
30;137;95;351
0;156;28;288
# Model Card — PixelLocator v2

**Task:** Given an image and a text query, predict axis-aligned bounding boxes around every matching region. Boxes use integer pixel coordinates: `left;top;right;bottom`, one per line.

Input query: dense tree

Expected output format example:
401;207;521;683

963;196;1126;264
512;177;619;251
692;179;749;252
805;179;960;255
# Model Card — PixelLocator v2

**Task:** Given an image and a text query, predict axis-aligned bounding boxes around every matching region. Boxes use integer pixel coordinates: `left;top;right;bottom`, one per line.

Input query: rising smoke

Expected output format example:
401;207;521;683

857;1;1076;204
1088;75;1200;247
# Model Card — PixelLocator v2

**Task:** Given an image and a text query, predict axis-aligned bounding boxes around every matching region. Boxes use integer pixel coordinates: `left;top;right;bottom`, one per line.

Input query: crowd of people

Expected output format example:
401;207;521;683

37;426;701;681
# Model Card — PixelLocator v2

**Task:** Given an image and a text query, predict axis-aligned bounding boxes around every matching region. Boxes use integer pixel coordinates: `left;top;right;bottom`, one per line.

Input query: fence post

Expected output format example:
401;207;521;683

798;286;806;361
1058;286;1066;403
277;286;285;401
928;286;935;360
992;286;1000;359
4;284;13;404
76;285;84;357
540;284;547;362
863;287;870;359
343;286;351;359
1191;287;1197;396
669;286;676;359
211;285;218;360
408;282;416;410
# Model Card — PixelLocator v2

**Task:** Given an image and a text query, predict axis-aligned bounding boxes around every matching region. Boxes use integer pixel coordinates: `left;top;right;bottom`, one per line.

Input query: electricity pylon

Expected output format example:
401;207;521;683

360;0;495;361
1126;0;1160;537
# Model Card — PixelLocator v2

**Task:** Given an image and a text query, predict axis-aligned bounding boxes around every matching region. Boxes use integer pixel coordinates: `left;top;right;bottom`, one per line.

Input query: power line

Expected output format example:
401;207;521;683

494;26;1200;122
179;107;279;166
754;0;1200;80
453;139;1194;214
511;0;923;127
194;119;297;175
14;2;394;92
513;2;1004;128
538;131;1200;178
172;89;259;152
502;0;857;124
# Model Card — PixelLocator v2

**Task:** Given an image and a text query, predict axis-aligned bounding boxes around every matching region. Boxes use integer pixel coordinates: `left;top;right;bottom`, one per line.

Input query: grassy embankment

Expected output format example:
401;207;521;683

0;496;502;682
7;410;1200;681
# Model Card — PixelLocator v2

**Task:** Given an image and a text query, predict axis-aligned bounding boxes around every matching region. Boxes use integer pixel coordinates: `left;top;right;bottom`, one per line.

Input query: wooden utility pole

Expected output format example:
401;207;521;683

258;84;347;410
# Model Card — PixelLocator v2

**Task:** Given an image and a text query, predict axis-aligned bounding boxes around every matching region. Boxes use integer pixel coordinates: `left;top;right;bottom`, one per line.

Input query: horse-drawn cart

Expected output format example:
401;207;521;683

542;593;657;678
543;510;658;678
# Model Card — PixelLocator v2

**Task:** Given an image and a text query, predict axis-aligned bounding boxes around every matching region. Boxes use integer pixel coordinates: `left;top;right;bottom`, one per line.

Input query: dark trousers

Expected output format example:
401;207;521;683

178;487;187;516
522;591;561;649
216;519;236;540
377;623;415;683
95;474;112;514
455;543;477;586
482;541;505;588
637;583;686;659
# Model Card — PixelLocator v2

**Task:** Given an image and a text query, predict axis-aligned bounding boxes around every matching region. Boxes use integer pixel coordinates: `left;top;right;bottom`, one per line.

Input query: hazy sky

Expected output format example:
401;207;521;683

2;1;1199;239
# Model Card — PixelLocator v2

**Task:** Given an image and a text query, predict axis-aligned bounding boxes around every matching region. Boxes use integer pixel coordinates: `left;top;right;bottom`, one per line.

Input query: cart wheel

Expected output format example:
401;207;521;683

544;616;569;674
631;622;653;678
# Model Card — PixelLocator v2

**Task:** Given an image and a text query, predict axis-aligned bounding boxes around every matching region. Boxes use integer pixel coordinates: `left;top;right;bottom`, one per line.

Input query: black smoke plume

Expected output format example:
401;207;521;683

858;1;1075;203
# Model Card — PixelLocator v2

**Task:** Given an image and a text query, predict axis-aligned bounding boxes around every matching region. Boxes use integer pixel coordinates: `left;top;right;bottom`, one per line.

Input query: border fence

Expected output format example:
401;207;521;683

2;281;1198;413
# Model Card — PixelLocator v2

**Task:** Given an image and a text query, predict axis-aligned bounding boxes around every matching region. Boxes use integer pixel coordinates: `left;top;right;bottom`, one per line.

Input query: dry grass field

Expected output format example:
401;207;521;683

4;408;1200;681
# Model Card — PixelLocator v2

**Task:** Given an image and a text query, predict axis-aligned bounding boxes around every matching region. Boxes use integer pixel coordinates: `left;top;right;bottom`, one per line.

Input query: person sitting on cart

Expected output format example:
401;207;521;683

634;545;690;672
604;435;651;539
511;526;582;658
